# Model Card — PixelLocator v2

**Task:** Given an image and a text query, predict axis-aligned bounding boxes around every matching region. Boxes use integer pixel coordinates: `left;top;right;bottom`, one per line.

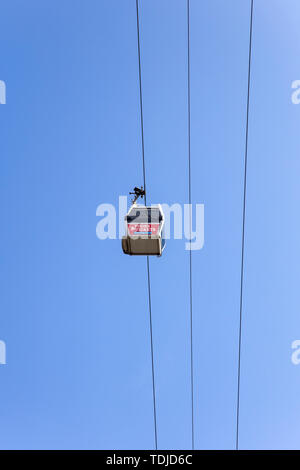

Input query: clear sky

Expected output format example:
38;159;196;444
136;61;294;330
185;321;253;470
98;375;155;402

0;0;300;450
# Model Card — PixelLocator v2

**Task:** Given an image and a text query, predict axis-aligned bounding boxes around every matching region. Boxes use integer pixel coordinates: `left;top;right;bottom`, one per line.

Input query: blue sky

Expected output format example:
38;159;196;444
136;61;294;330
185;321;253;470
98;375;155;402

0;0;300;450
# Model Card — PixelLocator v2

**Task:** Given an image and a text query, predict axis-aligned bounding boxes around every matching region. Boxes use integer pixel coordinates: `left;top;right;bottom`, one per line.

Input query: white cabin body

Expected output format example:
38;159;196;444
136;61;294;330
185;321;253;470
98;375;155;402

122;204;166;256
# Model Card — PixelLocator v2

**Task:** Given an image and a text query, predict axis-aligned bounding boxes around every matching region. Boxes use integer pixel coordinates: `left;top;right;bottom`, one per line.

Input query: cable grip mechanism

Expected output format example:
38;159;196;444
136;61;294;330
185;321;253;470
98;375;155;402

129;186;145;204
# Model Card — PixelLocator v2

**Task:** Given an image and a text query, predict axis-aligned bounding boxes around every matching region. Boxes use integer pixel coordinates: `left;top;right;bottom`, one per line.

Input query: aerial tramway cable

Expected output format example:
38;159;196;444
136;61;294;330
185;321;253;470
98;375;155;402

187;0;195;451
135;0;158;450
135;0;253;451
236;0;254;450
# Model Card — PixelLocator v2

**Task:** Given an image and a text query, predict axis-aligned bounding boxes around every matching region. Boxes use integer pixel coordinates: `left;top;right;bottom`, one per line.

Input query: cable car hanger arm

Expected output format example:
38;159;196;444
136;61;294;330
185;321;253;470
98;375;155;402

129;186;145;205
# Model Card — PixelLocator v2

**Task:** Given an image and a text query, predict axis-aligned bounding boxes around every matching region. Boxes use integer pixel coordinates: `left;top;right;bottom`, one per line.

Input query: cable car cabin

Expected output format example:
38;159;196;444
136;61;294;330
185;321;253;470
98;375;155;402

122;204;166;256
